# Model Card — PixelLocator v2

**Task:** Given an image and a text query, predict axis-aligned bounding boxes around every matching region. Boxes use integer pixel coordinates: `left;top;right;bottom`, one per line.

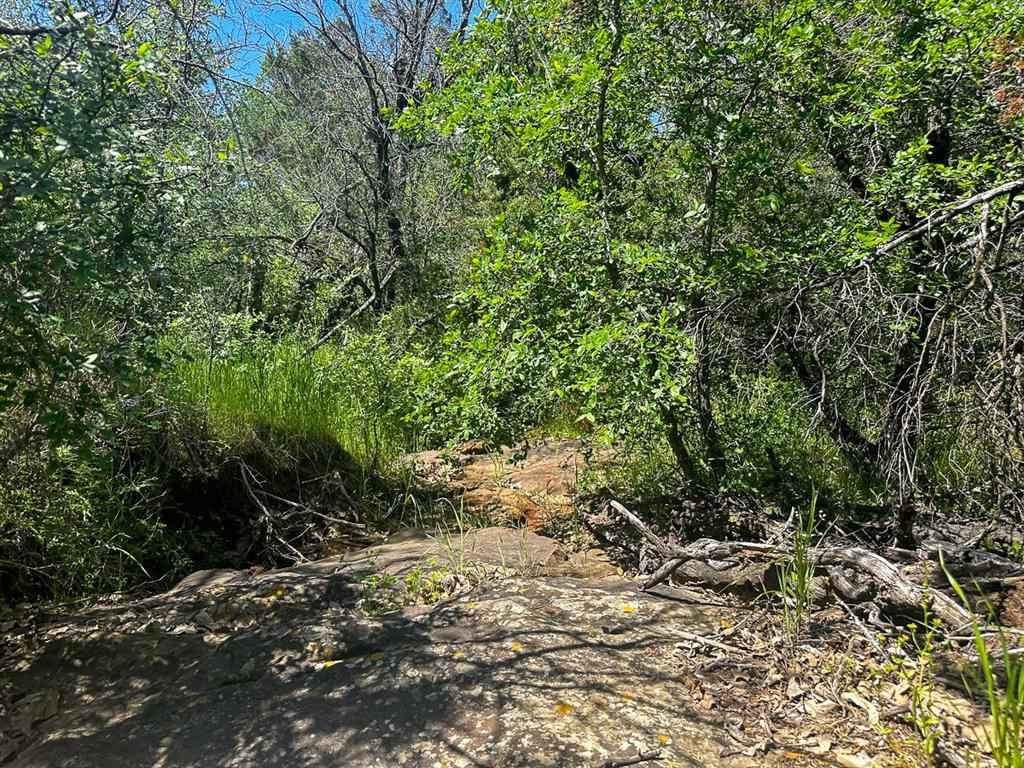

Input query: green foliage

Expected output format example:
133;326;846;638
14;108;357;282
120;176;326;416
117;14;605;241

355;570;401;616
776;492;820;640
0;6;183;458
0;451;183;600
946;558;1024;768
4;0;1024;598
889;609;944;763
164;322;417;471
402;558;459;604
407;0;1024;514
354;557;459;616
0;4;229;599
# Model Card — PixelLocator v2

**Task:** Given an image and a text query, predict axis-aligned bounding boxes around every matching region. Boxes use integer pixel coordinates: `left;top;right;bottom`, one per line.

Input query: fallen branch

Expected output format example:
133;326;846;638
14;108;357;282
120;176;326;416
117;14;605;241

819;546;972;630
608;500;975;629
240;464;307;562
835;595;886;656
598;750;661;768
661;627;745;655
607;500;674;558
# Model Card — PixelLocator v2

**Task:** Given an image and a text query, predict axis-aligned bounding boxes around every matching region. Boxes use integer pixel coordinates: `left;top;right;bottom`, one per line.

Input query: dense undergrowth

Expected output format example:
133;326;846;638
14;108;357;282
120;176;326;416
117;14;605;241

167;334;415;471
3;0;1023;606
1;315;1019;601
0;327;423;600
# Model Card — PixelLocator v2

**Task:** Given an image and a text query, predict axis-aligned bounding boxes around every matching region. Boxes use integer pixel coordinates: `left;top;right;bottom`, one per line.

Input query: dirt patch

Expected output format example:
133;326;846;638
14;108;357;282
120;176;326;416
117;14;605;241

2;529;779;768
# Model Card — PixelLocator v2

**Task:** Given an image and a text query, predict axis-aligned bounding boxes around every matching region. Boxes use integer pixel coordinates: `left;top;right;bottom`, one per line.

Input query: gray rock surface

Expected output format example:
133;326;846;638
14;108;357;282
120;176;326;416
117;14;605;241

2;528;759;768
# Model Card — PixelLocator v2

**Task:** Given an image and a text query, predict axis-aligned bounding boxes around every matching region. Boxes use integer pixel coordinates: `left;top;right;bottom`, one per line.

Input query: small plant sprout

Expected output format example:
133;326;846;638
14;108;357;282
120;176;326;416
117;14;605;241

776;490;820;641
889;603;943;762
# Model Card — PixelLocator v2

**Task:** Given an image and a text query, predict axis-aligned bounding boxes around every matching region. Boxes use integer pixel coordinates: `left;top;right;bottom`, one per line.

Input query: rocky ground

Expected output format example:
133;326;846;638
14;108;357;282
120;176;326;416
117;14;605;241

0;440;1006;767
2;528;773;768
403;438;594;530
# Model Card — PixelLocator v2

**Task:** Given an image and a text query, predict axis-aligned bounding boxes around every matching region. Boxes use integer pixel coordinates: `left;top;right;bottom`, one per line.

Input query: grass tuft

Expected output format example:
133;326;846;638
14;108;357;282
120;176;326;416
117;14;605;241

166;336;415;473
944;554;1024;768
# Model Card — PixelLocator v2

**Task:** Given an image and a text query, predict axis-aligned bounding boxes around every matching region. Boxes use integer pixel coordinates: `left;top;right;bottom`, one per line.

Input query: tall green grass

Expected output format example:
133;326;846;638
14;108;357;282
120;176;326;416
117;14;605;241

944;555;1024;768
167;336;416;472
778;491;819;640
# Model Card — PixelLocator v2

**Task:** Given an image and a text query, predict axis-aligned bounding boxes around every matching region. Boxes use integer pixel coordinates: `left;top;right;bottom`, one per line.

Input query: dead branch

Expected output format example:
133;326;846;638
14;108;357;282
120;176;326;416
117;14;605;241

661;627;745;655
609;500;975;629
876;177;1024;257
0;19;54;35
597;750;662;768
607;500;674;557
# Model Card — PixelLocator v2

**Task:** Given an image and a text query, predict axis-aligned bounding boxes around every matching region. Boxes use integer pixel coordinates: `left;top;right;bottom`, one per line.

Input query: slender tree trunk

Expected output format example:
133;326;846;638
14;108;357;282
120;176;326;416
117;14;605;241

692;313;725;486
878;104;952;545
693;164;726;485
246;253;267;318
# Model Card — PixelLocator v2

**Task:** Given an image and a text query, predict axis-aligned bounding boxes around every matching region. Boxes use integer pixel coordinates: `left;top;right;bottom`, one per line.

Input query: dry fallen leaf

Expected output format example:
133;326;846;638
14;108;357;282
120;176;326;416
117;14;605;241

554;702;574;715
803;697;839;718
810;736;832;755
835;751;874;768
786;677;804;699
841;690;879;725
742;739;771;757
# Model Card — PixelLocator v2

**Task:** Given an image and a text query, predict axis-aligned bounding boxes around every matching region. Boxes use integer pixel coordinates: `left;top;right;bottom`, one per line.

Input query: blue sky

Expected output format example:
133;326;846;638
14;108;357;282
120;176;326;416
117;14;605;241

212;0;304;80
210;0;476;81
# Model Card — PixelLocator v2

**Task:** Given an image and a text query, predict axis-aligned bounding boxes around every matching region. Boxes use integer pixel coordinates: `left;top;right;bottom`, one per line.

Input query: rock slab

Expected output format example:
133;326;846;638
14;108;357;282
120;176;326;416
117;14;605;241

2;528;759;768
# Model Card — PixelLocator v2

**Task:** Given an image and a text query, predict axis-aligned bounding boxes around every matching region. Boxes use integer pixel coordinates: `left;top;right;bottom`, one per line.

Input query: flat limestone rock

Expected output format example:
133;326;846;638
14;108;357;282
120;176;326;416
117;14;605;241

2;530;769;768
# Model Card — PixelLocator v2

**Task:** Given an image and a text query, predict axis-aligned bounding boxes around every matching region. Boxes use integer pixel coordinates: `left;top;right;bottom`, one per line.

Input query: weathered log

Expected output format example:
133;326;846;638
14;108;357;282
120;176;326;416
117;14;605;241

609;501;975;629
819;547;973;629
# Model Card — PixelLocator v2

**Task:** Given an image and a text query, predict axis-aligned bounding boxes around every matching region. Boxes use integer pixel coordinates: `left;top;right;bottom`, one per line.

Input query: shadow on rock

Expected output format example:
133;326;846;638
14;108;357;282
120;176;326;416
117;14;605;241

3;530;756;768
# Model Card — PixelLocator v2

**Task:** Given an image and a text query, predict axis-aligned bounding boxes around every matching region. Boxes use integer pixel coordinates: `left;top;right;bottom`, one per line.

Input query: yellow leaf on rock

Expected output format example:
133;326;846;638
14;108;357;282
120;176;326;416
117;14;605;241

656;734;671;744
554;702;574;715
452;651;465;659
622;605;637;613
510;643;523;652
322;660;343;668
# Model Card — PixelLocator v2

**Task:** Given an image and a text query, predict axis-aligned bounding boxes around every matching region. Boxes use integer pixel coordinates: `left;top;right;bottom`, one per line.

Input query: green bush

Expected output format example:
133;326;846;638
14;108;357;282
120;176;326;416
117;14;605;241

0;451;184;601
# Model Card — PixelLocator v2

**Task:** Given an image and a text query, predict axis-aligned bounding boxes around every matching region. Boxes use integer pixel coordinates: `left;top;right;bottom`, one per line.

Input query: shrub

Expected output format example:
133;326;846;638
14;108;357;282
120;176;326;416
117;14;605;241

0;451;184;601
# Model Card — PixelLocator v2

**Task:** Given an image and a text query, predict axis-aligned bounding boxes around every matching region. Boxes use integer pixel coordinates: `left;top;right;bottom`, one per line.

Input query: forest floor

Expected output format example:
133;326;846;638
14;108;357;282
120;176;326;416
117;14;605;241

0;440;1011;767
